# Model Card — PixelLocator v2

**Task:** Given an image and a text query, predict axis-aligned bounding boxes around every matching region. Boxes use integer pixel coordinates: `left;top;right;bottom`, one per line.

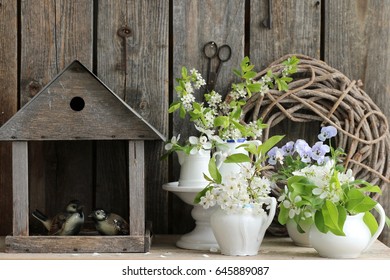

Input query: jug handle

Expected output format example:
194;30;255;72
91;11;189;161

364;203;386;252
259;197;277;230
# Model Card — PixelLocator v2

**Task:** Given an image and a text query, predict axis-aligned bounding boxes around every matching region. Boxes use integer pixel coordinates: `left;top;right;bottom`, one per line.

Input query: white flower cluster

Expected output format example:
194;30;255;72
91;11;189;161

279;160;355;220
199;166;273;214
190;69;206;90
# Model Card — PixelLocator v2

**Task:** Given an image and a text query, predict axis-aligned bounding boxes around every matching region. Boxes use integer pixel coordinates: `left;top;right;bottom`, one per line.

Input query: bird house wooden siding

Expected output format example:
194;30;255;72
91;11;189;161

0;60;165;253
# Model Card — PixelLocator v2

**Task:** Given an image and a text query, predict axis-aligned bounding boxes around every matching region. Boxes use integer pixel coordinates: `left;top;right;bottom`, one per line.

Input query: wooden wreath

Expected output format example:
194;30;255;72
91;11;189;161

242;54;390;199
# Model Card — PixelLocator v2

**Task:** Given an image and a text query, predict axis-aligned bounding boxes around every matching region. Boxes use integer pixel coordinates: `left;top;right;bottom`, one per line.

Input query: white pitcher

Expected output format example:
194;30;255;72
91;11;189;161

210;197;277;256
309;203;386;258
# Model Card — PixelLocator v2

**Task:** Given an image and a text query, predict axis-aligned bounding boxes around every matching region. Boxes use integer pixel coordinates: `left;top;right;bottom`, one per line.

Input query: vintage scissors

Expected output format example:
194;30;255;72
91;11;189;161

203;41;232;91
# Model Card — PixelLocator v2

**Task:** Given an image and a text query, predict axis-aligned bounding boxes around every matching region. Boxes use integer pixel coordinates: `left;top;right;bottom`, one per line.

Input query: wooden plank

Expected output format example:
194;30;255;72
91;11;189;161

250;0;321;68
20;0;94;227
12;142;29;236
171;0;245;234
128;141;145;236
0;0;18;236
324;0;390;246
5;235;148;253
249;0;322;143
97;0;169;233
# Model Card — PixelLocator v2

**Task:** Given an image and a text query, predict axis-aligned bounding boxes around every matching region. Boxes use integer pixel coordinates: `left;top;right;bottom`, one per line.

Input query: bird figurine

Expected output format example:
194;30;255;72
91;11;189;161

32;200;84;236
89;209;129;235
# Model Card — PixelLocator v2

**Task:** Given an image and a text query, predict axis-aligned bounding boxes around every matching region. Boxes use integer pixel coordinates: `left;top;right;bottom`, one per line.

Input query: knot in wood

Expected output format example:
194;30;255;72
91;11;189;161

117;26;132;38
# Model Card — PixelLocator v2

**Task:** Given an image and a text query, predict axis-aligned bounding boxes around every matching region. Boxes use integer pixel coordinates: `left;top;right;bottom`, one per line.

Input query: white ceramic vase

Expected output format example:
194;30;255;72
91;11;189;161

310;203;386;258
215;139;260;182
210;197;277;256
177;149;210;187
286;219;311;247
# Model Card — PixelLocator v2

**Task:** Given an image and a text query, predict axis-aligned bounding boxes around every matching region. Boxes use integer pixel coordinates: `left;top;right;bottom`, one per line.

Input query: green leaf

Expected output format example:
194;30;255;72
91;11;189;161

179;105;186;118
278;205;289;225
337;205;347;232
314;211;327;233
258;135;285;156
192;102;202;112
322;200;345;236
243;70;257;80
181;66;188;78
275;78;289;91
363;211;379;236
386;216;390;228
224;153;251;163
168;101;181;113
246;83;261;93
208;157;222;184
233;69;241;77
345;188;377;213
240;56;250;70
214;116;230;128
239;142;258;155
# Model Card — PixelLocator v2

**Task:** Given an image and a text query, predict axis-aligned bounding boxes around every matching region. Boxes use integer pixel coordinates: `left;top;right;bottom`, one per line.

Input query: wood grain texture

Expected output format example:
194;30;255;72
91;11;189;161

12;142;29;236
0;0;17;236
324;0;390;246
249;0;322;147
250;0;321;68
20;0;94;229
128;141;145;236
97;0;169;233
5;235;149;253
171;0;245;234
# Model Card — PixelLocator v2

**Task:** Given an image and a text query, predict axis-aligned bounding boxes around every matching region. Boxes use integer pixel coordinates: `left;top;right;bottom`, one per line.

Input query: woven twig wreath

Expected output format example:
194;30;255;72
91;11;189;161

242;54;390;199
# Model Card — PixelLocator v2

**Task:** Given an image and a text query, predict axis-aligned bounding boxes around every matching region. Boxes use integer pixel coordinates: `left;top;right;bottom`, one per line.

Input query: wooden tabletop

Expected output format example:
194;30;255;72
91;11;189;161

1;235;389;260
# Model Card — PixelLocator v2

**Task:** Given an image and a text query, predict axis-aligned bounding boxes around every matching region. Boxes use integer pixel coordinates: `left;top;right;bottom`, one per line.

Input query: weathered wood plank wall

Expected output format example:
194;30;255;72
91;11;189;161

0;0;389;246
0;0;17;235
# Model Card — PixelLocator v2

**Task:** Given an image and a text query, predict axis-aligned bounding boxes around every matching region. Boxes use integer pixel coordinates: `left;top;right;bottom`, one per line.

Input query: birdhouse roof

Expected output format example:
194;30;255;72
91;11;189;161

0;60;165;141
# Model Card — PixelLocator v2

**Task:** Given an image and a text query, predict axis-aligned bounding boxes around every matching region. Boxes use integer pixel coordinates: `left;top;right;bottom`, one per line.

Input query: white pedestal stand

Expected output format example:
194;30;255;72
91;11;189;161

162;182;218;251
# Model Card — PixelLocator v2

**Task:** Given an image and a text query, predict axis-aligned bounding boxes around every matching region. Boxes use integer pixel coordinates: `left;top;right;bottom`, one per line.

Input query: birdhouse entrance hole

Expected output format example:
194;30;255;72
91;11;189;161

70;96;85;111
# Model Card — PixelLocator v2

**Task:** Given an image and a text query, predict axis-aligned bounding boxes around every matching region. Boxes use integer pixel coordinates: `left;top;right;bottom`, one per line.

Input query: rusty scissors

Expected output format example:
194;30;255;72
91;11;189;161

203;41;232;91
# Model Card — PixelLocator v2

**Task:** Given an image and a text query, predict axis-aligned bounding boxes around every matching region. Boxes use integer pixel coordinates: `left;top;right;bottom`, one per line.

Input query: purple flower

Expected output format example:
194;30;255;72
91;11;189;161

267;147;285;165
281;141;295;156
295;140;312;163
299;146;312;163
318;126;337;141
311;141;330;164
294;139;309;154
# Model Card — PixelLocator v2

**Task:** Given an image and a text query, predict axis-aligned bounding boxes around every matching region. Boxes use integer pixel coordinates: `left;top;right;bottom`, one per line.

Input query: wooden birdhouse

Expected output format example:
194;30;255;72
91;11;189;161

0;60;165;253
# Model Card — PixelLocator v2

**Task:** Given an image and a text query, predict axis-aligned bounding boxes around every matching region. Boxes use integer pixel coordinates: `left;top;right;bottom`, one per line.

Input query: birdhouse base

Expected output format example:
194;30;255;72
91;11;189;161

4;228;152;253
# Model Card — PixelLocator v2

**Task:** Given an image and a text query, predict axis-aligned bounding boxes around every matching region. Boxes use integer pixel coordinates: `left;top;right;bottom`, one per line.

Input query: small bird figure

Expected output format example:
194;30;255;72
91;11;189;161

89;209;129;235
32;200;84;236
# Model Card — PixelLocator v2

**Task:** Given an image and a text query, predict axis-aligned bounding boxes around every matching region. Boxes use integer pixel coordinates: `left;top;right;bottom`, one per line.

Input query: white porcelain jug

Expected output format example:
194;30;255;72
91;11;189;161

177;150;210;187
309;203;386;258
215;139;261;182
210;197;277;256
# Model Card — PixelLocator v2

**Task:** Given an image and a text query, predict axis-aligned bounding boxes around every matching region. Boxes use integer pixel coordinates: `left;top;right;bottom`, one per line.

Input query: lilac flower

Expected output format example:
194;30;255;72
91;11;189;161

318;126;337;141
267;147;285;165
281;141;295;156
311;141;330;164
